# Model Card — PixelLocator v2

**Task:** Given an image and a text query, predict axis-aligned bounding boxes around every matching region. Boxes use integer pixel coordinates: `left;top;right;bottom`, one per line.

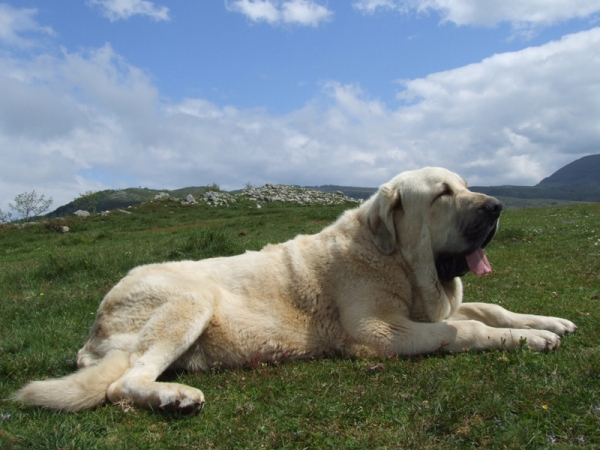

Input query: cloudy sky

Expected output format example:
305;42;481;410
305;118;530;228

2;1;600;213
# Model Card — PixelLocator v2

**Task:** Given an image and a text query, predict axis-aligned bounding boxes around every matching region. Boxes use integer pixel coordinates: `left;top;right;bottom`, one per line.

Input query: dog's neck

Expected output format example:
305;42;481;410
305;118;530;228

394;247;463;323
408;278;462;323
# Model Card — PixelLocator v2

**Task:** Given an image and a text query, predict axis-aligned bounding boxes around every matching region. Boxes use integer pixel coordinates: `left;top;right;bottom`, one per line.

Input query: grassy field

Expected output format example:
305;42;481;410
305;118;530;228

1;197;599;449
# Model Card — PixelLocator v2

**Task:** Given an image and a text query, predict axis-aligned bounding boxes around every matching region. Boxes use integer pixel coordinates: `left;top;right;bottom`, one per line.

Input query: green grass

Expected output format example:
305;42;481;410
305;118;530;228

1;198;599;449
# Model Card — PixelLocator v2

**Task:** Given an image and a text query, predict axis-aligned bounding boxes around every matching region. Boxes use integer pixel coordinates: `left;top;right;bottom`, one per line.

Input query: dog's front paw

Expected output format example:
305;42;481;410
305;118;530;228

540;317;577;335
517;329;561;352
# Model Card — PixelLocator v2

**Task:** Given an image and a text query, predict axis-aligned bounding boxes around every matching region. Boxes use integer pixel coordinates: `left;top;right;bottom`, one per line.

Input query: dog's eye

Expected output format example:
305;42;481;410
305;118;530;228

436;184;453;200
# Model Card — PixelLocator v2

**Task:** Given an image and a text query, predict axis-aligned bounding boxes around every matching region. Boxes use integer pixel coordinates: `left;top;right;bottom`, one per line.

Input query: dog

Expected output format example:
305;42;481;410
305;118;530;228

13;167;576;414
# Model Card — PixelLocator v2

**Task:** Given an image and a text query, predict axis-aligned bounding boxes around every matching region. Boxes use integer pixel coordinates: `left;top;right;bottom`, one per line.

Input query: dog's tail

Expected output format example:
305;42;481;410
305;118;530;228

12;350;130;412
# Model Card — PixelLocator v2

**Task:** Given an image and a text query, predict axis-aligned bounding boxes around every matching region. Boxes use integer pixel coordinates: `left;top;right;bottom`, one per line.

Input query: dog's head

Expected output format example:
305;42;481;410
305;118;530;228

364;167;501;281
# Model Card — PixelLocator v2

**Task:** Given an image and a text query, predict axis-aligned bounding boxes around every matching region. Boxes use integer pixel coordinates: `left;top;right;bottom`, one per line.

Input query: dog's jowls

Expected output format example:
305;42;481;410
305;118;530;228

13;167;576;414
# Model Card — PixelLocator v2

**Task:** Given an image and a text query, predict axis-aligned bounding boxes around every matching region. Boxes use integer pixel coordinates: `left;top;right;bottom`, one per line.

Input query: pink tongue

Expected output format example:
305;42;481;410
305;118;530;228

466;248;492;276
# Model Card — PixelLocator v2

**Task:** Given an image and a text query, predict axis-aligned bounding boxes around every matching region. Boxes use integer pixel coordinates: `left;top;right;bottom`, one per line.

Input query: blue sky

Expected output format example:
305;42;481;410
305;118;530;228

2;1;600;213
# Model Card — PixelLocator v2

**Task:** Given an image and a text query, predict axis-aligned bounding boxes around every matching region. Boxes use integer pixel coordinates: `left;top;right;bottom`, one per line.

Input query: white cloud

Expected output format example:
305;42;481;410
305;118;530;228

227;0;280;23
0;3;55;48
227;0;333;27
354;0;600;35
88;0;170;22
2;11;600;213
281;0;333;26
353;0;397;15
391;27;600;183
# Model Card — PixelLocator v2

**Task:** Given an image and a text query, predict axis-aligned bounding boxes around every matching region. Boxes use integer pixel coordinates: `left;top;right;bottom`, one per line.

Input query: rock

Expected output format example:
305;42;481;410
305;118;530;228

154;192;171;200
55;226;69;233
203;192;217;202
201;190;236;206
74;210;90;217
186;194;196;204
117;209;132;215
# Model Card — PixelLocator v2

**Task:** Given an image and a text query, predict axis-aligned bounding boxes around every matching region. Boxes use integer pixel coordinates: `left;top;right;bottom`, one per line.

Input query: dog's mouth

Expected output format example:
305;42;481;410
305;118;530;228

435;221;498;282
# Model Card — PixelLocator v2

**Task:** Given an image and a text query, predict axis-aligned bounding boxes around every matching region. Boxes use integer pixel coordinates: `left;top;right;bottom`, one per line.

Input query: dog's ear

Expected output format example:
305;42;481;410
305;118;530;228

367;183;402;255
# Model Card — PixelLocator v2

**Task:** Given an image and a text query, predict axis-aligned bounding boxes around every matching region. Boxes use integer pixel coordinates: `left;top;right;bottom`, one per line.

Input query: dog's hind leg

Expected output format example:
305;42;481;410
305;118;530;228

107;289;214;415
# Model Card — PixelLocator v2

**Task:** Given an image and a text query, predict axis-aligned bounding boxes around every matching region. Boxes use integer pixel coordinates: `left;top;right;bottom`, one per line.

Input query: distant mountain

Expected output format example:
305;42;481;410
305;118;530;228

471;153;600;203
537;154;600;185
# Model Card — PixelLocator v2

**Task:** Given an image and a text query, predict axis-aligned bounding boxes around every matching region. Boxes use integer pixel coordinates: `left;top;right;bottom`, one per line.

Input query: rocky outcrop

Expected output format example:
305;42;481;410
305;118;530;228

239;184;361;206
70;184;362;216
164;184;362;207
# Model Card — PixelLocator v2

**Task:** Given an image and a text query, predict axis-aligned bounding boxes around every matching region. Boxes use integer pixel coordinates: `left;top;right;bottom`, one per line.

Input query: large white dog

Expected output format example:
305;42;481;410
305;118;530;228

14;167;576;415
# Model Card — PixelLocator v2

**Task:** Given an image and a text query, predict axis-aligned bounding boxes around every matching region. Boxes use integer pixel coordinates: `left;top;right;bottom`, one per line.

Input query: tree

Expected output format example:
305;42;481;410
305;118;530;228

9;190;53;221
207;182;221;192
0;208;12;224
74;190;101;214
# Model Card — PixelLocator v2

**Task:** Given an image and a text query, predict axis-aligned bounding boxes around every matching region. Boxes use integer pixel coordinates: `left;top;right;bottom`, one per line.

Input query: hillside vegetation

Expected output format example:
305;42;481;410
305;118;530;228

1;197;599;448
47;186;213;217
47;184;361;218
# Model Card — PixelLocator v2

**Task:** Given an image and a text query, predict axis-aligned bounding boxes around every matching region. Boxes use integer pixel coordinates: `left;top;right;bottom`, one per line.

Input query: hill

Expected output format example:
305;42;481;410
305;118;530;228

537;154;600;185
47;186;212;217
468;153;600;203
46;184;361;217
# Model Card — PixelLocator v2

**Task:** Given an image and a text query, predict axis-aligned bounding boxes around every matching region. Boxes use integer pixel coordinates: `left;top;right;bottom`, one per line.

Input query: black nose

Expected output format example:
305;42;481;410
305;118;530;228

483;197;502;218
